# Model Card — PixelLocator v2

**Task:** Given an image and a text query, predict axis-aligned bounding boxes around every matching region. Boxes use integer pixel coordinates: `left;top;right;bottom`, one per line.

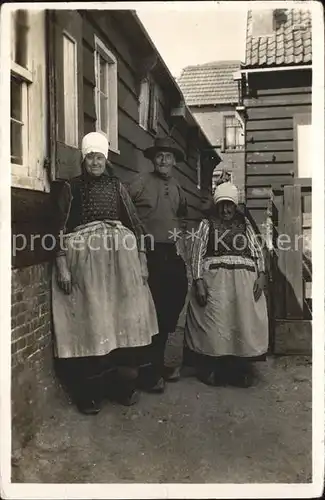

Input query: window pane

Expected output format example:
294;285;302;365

99;56;107;92
11;77;22;121
226;126;236;148
14;10;28;68
139;80;149;128
225;116;235;128
94;40;118;151
234;126;243;148
100;93;108;134
225;115;243;149
11;13;16;62
63;34;78;147
11;120;23;164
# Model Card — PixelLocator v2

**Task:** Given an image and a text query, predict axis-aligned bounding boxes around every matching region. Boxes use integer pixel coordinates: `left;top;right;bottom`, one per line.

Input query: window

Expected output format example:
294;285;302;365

294;114;312;178
10;9;48;191
63;33;78;147
149;81;159;133
223;115;244;151
196;153;201;190
94;36;118;153
138;77;159;133
10;10;31;168
139;79;150;129
11;74;28;166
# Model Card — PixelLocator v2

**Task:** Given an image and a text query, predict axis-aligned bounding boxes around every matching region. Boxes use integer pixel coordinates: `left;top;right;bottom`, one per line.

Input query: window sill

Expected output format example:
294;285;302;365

11;171;50;193
222;148;245;154
139;123;157;138
294;177;312;187
110;148;120;156
139;123;148;131
11;62;33;83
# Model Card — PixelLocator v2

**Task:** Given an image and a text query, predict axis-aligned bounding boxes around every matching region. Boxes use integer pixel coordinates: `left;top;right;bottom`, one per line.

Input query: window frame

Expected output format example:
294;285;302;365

222;113;245;153
148;78;159;134
10;75;29;172
94;35;119;154
10;9;49;191
62;31;79;148
293;112;312;181
10;10;33;176
138;75;159;134
138;78;150;130
196;153;201;190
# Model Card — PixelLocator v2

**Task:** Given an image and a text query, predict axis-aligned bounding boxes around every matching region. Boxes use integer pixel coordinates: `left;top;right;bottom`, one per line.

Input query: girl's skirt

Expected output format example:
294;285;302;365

184;255;269;361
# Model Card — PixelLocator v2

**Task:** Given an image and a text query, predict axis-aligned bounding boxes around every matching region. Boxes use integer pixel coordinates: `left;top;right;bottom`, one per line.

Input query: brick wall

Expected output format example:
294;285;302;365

11;263;59;453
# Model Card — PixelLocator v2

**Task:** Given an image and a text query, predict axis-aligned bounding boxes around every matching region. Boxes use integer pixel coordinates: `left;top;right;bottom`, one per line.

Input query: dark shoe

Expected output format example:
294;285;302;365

164;366;181;382
107;374;141;406
76;399;101;415
137;365;166;393
115;388;140;406
228;364;256;388
145;377;166;393
228;373;254;388
197;370;216;386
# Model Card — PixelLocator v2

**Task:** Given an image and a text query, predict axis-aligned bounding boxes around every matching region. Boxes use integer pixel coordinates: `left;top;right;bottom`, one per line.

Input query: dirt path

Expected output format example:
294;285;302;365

12;356;311;483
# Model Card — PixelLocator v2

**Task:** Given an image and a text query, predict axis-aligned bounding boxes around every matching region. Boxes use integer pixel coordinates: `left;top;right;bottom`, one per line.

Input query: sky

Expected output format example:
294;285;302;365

137;8;248;78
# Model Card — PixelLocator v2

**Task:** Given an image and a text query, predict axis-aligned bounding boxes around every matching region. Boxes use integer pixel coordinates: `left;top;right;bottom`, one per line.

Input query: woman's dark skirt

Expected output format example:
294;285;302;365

55;344;153;405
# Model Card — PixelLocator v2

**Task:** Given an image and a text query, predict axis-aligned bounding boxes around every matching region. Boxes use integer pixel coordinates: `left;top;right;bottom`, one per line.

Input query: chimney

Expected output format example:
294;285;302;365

251;9;275;37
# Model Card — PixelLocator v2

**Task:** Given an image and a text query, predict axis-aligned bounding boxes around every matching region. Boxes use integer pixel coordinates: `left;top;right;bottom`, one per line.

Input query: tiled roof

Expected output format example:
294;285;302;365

245;8;312;68
177;61;241;106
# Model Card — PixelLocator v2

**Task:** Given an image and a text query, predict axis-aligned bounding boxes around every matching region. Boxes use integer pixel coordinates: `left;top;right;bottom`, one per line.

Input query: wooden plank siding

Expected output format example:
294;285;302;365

271;183;312;319
80;11;208;229
270;183;312;354
244;70;312;230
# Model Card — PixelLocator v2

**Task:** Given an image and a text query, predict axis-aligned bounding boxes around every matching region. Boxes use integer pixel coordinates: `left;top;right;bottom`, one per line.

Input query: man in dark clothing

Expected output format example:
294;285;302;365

127;137;189;393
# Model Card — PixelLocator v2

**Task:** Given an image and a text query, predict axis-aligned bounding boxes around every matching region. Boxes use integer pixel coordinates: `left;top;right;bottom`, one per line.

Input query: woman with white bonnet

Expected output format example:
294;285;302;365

52;132;158;414
184;181;269;388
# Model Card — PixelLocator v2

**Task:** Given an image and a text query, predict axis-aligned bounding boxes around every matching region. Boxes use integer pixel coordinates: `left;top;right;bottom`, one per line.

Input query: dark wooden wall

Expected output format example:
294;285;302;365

11;188;55;268
12;10;214;269
244;69;312;229
81;10;209;228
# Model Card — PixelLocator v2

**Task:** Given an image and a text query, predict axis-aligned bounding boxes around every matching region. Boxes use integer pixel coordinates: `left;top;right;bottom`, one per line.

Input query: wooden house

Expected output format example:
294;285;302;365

239;8;312;353
10;7;220;449
178;61;246;199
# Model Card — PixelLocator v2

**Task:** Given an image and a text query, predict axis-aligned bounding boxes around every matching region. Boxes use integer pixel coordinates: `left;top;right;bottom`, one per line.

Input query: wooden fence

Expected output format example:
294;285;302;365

269;182;312;354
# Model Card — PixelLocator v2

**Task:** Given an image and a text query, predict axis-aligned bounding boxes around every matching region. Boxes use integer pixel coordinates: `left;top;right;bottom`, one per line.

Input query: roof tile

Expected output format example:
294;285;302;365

177;61;241;106
285;53;294;65
295;52;304;64
276;53;285;65
244;8;312;68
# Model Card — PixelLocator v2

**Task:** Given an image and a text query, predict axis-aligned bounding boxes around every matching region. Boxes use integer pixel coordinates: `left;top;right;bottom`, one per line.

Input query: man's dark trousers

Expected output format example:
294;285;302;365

143;243;188;385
